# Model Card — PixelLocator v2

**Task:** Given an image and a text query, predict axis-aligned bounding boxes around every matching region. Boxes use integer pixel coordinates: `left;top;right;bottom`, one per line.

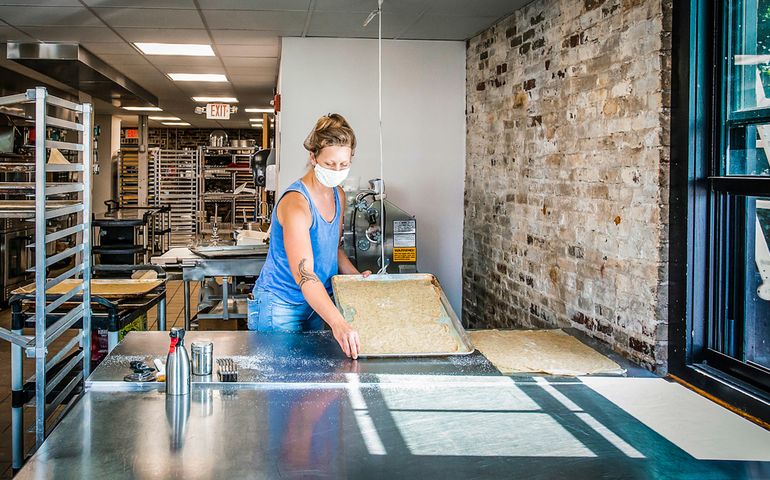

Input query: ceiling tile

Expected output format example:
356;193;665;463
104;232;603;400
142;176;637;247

314;0;427;14
20;26;123;42
221;57;277;68
215;44;279;57
400;14;500;40
202;10;306;31
81;42;137;54
0;0;81;5
95;53;153;66
306;12;411;38
198;0;310;9
229;74;277;85
210;30;281;45
145;56;223;69
82;0;196;7
93;7;203;29
115;27;211;43
224;66;277;76
0;25;34;41
0;6;101;26
425;0;526;17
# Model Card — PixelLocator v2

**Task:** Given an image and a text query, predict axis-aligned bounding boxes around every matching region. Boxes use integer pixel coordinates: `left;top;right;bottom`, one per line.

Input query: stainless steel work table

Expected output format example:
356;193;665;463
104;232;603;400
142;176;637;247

152;248;267;328
86;331;499;389
15;332;770;479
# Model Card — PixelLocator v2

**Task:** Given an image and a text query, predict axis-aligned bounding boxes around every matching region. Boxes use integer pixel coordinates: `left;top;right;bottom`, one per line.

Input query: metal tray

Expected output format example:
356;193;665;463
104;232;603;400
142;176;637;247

13;278;164;299
191;244;268;258
331;273;474;357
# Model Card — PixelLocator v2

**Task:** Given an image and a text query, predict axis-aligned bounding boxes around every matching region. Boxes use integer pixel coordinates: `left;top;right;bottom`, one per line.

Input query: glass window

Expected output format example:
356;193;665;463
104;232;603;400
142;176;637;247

705;0;770;389
730;0;770;113
726;124;770;175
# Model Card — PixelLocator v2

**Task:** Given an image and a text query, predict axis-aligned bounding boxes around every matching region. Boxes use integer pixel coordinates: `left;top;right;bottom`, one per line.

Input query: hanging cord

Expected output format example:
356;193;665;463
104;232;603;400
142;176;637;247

364;0;386;274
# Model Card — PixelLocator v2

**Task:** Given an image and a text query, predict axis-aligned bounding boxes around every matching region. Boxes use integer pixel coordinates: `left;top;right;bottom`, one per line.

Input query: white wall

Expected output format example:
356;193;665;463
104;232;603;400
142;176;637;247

278;37;466;314
92;115;121;214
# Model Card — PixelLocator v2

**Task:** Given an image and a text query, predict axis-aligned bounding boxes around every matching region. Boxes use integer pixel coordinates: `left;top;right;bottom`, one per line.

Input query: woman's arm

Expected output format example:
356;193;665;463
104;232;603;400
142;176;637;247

279;192;360;358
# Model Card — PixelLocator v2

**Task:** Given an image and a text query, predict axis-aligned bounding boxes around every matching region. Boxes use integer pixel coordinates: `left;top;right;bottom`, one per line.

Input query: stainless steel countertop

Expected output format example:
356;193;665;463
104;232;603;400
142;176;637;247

15;381;758;479
87;331;499;390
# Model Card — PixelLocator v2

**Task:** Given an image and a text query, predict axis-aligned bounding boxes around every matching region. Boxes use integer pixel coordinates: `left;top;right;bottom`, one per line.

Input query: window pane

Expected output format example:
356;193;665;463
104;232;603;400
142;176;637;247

712;195;770;371
726;124;770;175
751;198;770;369
730;0;770;113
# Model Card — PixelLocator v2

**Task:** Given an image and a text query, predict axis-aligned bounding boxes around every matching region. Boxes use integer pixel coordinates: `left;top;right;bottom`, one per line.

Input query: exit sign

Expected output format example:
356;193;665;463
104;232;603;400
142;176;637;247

206;103;231;120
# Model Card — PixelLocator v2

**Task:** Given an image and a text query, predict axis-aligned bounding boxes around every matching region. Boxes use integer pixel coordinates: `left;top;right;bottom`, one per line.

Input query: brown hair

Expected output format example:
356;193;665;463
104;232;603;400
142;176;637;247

303;113;356;157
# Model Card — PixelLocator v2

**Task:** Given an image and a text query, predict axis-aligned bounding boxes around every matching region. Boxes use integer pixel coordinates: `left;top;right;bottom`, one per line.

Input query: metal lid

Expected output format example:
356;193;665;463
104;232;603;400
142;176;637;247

190;340;213;353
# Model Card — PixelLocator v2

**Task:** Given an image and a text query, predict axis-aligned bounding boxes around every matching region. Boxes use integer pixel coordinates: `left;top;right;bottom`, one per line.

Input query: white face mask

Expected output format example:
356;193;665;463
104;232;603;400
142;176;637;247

314;163;350;188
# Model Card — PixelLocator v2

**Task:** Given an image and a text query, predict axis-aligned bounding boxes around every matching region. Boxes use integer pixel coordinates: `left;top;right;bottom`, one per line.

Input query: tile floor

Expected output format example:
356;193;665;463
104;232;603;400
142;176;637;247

0;280;195;478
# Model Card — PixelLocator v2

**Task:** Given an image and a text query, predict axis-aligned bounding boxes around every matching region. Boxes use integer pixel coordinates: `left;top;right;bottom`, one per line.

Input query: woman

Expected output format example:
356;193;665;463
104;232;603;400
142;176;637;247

248;113;369;359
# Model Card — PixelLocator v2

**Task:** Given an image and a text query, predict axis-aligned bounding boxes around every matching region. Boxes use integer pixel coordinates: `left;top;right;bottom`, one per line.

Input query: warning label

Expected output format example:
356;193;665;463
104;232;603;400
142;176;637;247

393;247;416;263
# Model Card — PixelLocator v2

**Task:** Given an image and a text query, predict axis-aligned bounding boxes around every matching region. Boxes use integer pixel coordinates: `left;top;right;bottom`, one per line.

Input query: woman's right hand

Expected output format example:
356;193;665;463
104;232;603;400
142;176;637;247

331;319;360;359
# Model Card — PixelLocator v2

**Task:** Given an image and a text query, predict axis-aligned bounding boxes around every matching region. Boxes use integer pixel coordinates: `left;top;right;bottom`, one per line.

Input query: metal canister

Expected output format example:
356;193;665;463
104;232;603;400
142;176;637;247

190;341;213;376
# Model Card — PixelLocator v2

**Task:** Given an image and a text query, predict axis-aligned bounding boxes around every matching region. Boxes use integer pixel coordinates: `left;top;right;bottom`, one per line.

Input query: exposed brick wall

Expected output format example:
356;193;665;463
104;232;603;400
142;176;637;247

463;0;672;372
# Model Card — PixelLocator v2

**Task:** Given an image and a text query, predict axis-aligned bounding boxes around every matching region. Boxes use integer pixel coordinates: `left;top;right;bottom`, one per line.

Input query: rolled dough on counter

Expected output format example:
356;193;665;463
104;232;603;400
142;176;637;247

470;329;624;376
337;279;461;355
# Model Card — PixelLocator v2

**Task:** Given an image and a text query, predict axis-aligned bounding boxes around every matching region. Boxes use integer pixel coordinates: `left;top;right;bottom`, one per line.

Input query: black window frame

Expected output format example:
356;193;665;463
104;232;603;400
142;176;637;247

670;0;770;423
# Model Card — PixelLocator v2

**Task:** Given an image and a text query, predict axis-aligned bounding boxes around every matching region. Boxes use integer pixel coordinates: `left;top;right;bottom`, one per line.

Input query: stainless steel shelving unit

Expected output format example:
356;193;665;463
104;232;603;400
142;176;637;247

118;146;156;207
154;148;199;246
198;146;261;238
0;87;92;469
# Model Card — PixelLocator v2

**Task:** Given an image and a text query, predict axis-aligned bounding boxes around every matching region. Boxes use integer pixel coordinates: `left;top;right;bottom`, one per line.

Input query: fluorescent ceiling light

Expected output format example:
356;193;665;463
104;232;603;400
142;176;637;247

135;43;214;56
244;107;273;113
250;124;263;128
122;106;162;111
168;73;228;82
249;118;264;122
193;96;238;103
162;122;191;126
149;116;180;121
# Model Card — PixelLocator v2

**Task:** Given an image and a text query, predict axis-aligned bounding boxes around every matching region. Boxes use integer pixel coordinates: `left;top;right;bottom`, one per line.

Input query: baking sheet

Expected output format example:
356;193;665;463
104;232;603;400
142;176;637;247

191;244;269;258
331;273;474;357
13;278;164;299
470;329;625;376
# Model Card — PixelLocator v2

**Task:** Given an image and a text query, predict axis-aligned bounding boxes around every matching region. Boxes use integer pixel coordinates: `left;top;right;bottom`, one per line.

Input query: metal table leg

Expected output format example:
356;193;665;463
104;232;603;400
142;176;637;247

222;276;229;321
158;296;167;331
11;328;23;470
184;280;191;330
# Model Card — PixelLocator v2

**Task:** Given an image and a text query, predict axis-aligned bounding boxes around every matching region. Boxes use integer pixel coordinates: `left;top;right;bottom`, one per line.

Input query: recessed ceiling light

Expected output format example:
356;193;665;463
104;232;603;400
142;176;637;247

249;118;264;122
193;96;238;103
134;43;215;56
162;122;191;126
149;116;181;121
244;107;273;113
122;106;162;111
168;73;228;82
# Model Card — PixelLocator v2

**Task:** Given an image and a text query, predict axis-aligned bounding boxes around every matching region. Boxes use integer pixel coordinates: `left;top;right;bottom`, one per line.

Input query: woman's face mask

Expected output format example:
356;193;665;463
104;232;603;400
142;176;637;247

314;163;350;188
311;146;352;188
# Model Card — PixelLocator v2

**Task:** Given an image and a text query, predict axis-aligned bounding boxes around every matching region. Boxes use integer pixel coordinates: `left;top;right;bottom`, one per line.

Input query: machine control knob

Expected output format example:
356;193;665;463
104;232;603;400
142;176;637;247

357;239;371;251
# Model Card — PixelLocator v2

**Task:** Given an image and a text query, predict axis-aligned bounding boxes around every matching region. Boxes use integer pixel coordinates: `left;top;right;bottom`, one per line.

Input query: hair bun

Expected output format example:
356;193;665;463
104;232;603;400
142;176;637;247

303;113;357;156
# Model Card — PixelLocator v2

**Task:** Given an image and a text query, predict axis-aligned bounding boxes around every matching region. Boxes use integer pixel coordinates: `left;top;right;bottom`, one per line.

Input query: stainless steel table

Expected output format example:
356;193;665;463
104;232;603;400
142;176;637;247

17;340;765;480
86;331;499;390
152;248;267;328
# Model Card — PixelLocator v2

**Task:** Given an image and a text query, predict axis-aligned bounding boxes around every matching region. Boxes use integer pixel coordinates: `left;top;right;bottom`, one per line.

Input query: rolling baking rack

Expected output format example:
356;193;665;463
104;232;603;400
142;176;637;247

153;148;199;246
0;87;92;469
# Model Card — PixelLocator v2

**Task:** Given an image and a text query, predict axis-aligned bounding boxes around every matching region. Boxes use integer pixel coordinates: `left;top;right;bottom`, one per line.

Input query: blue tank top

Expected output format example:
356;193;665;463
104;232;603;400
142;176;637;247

255;179;341;304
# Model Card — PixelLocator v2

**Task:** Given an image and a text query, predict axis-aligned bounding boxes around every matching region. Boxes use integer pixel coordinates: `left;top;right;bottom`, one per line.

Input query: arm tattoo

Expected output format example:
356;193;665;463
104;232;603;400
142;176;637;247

298;258;319;288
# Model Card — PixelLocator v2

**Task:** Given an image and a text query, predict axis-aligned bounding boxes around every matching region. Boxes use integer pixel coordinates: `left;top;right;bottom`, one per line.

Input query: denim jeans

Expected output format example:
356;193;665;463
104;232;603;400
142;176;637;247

247;287;324;332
